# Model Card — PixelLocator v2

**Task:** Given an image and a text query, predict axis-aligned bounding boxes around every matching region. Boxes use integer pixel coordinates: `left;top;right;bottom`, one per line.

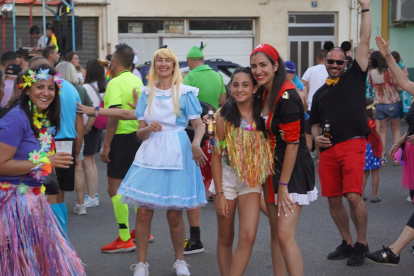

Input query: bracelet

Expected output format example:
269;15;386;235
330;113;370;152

216;191;224;199
361;9;370;13
392;144;401;147
278;181;289;186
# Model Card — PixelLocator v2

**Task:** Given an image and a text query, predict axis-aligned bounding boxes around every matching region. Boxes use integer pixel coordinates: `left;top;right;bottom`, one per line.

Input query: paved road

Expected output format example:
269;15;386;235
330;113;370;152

66;122;414;276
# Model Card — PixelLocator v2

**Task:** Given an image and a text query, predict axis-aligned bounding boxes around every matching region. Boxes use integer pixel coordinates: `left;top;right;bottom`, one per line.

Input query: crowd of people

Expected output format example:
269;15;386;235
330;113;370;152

1;0;414;275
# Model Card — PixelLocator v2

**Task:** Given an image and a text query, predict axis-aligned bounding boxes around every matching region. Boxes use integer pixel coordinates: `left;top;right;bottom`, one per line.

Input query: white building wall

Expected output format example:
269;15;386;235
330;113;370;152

12;0;358;61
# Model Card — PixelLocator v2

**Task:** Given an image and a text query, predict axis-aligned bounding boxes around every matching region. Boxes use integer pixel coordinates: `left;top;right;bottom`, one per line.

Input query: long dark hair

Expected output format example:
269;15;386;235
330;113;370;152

370;51;388;74
220;67;266;134
5;64;61;134
251;52;287;111
391;51;401;63
84;59;106;93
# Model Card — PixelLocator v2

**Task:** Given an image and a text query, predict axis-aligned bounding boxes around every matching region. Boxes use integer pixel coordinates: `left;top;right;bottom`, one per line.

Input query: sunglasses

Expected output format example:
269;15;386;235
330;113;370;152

326;59;346;66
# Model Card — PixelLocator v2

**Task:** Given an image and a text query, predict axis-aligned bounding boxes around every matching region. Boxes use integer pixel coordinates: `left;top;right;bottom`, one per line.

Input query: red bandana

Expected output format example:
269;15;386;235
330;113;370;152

250;43;279;62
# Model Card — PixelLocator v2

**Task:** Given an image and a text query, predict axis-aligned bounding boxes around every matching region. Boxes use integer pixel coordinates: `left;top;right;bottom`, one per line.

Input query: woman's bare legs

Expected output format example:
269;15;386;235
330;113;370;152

260;192;268;217
74;160;85;205
229;192;261;276
82;155;98;198
371;168;380;197
215;197;237;276
390;117;401;145
136;208;154;263
277;204;304;276
379;119;388;164
389;226;414;255
391;117;402;165
167;210;186;260
263;182;287;276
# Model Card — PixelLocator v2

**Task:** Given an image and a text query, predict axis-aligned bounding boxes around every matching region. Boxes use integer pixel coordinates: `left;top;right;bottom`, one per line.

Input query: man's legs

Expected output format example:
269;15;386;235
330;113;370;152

101;176;136;253
347;193;368;245
184;207;204;254
187;207;201;241
108;177;130;242
341;139;369;266
328;196;353;246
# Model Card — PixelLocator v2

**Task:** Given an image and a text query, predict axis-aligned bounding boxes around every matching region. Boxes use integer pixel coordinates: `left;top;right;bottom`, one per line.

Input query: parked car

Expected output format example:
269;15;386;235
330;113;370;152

138;58;240;86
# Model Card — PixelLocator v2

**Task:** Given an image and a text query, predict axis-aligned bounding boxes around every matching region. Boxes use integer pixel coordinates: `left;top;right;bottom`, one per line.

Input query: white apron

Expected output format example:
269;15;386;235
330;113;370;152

133;89;184;170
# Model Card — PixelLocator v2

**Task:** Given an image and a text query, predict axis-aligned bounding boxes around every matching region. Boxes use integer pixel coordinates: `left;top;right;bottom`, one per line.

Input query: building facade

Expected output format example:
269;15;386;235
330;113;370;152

2;0;381;77
370;0;414;79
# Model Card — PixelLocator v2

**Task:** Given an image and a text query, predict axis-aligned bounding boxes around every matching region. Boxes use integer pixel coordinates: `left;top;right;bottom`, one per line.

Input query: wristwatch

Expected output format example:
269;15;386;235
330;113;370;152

95;106;99;116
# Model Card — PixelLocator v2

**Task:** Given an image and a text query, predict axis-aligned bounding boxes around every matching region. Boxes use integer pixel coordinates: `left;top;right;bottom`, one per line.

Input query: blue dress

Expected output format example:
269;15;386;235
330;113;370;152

364;142;381;170
117;84;207;210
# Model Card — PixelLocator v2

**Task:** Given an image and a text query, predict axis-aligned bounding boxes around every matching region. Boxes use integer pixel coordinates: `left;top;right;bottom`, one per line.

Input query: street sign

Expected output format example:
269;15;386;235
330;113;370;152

311;1;317;7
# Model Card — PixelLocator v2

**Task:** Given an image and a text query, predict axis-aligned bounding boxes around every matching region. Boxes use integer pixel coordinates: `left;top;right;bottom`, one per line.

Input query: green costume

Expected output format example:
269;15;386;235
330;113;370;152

184;43;226;109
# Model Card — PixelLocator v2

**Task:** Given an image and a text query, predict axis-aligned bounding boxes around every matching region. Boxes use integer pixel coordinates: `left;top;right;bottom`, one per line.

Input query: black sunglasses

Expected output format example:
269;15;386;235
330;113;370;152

326;59;346;66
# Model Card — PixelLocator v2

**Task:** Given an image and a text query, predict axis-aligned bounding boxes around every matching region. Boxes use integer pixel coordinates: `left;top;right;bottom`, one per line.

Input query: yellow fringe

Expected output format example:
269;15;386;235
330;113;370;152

215;120;273;188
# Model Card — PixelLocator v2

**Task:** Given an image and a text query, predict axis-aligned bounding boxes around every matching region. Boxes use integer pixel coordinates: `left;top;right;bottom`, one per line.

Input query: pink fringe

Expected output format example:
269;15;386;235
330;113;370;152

0;187;85;276
402;142;414;190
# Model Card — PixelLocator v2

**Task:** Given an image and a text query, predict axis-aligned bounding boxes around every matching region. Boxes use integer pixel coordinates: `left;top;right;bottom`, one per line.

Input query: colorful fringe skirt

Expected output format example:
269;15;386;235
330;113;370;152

0;183;85;276
402;142;414;190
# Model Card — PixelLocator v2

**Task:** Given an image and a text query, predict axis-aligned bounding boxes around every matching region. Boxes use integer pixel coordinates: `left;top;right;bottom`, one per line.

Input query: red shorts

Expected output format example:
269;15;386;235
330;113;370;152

318;138;366;197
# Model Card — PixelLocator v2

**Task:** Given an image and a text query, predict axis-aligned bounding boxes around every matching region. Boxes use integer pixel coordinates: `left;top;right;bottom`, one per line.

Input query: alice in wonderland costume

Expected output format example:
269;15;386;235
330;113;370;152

117;84;207;209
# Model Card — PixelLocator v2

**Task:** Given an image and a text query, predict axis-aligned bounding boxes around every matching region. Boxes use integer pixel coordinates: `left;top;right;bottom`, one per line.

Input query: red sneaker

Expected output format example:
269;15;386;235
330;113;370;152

130;230;154;243
101;237;136;253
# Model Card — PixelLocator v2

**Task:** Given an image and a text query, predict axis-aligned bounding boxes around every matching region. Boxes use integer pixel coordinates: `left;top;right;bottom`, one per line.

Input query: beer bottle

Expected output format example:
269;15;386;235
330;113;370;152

206;106;214;137
98;59;110;67
323;119;332;139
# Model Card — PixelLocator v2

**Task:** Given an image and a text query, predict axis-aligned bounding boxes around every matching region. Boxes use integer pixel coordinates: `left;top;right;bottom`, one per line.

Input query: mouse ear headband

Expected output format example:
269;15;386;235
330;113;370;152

324;41;351;57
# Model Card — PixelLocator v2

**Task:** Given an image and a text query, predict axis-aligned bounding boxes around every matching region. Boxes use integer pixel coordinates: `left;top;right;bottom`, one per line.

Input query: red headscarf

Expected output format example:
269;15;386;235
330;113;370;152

250;44;279;62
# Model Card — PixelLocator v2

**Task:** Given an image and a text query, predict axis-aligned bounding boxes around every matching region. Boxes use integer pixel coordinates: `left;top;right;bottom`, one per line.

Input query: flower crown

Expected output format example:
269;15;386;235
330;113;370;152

18;69;63;93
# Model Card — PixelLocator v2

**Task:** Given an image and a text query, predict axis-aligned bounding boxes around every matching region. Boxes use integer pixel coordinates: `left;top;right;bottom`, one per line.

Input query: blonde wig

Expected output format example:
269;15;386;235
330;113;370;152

147;47;182;115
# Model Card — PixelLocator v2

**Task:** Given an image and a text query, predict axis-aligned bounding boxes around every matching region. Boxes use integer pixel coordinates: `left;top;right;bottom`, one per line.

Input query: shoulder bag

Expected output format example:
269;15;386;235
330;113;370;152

87;83;107;129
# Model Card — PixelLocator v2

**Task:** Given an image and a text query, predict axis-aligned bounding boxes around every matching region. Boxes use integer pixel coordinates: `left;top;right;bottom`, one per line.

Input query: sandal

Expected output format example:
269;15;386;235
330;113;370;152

371;195;381;203
381;154;387;167
362;195;367;201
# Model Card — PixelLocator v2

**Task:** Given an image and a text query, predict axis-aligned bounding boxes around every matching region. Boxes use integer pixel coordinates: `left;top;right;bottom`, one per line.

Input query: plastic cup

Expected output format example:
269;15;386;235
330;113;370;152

55;141;73;154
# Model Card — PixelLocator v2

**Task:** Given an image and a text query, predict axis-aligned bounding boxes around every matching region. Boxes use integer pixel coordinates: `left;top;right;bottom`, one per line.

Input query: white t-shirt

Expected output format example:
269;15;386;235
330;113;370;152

37;35;45;48
301;64;328;111
83;81;105;124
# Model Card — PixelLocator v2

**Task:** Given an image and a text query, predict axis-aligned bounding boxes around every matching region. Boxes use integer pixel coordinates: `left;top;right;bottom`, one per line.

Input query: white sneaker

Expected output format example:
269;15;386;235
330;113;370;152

131;262;149;276
407;196;412;203
84;194;99;207
73;203;87;215
172;259;190;276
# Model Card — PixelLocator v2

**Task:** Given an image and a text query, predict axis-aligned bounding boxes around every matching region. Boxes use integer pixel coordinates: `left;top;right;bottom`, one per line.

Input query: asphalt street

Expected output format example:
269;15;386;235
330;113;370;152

66;121;414;276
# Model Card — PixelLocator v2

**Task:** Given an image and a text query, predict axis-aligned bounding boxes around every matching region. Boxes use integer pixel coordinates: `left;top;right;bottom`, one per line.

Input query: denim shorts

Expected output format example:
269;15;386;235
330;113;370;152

375;102;402;120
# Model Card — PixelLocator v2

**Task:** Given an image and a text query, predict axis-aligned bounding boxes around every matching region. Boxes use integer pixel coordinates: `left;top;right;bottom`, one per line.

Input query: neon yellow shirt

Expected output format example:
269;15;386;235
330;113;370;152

104;71;143;134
